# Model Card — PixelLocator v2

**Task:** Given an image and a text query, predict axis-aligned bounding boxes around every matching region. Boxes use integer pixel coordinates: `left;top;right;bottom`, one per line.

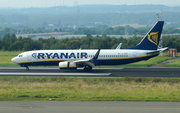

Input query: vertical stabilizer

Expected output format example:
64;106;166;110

127;21;164;50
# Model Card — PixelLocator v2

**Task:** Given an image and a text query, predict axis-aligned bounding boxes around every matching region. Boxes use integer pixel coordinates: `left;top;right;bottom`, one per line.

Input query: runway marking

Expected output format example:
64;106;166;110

0;107;180;110
0;73;111;76
93;67;124;70
0;67;124;70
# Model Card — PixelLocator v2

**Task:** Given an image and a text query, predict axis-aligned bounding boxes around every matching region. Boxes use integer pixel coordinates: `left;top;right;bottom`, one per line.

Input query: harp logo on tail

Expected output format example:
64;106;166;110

148;32;159;46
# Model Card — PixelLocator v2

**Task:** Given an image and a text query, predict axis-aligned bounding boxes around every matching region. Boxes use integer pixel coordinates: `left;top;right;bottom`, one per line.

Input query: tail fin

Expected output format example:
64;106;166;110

127;21;164;50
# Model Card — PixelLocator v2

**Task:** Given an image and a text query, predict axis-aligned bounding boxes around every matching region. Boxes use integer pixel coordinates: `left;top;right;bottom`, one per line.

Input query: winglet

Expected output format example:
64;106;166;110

93;49;101;60
116;43;122;50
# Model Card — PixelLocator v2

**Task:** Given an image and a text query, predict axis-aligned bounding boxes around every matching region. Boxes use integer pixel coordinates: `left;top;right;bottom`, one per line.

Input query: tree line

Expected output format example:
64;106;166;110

0;34;180;52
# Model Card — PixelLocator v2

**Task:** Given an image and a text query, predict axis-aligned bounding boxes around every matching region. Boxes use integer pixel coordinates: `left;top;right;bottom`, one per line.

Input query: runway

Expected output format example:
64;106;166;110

0;66;180;77
1;101;180;113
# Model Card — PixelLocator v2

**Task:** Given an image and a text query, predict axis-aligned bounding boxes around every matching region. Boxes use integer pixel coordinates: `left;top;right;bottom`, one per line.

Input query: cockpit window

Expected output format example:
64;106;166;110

18;55;23;57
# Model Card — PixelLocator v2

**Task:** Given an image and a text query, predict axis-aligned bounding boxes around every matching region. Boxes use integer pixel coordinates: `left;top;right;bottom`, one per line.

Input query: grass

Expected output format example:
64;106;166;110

162;59;180;67
0;51;22;66
0;51;23;56
0;56;19;66
0;77;180;101
160;51;180;67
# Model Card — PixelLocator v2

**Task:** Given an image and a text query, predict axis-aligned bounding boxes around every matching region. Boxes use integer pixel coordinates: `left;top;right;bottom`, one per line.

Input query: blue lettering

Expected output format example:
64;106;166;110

69;53;76;59
46;53;53;59
32;53;37;59
77;53;79;59
81;52;87;58
52;53;59;59
37;53;45;59
61;53;68;59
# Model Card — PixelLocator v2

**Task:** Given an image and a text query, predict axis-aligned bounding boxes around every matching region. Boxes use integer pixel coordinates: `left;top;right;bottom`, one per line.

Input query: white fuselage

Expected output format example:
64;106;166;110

11;49;159;67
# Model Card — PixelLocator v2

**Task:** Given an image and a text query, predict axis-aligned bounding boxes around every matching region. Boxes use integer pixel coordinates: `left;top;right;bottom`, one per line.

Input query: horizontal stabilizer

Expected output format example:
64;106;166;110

146;47;168;54
157;47;168;52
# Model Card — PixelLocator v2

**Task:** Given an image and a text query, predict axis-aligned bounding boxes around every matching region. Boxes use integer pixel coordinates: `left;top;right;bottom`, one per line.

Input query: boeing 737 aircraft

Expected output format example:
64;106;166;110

11;21;167;71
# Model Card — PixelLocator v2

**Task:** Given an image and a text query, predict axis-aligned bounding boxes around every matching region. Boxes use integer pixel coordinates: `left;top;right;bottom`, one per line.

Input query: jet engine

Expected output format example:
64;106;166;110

59;62;77;69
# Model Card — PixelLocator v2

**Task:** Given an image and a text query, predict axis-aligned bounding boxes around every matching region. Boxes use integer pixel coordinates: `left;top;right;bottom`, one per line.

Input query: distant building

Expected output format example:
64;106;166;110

95;22;102;25
48;24;53;27
73;25;77;30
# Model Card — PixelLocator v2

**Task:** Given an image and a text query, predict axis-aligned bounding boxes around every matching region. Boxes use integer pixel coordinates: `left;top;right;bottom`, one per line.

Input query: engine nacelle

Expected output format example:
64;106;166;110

59;62;77;69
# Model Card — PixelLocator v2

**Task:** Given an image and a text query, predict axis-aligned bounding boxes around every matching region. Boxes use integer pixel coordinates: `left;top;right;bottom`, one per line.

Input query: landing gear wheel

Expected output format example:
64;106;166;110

26;66;29;71
84;66;92;71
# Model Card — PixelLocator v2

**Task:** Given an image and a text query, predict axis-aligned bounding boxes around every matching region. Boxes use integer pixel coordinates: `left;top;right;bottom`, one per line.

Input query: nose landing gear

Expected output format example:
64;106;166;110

26;66;29;71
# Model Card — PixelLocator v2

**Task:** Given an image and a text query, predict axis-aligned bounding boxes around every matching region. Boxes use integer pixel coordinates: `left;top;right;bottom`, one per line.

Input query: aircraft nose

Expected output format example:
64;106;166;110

11;57;17;63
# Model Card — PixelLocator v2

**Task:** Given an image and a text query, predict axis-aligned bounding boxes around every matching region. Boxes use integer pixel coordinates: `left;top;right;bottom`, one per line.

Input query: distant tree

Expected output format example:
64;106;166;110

2;34;10;50
23;38;34;50
8;36;16;50
0;40;2;50
58;20;61;26
114;26;125;35
68;39;80;49
138;18;147;25
95;24;109;30
42;21;48;27
4;27;10;33
35;28;43;33
0;17;5;25
31;41;42;50
53;28;58;32
103;27;114;35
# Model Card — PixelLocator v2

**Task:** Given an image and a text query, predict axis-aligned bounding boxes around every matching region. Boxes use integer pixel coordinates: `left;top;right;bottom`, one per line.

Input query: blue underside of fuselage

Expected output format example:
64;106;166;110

19;54;158;67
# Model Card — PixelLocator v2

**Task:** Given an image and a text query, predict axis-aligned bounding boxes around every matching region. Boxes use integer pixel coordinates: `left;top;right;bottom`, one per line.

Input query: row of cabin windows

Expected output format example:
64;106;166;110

87;55;128;58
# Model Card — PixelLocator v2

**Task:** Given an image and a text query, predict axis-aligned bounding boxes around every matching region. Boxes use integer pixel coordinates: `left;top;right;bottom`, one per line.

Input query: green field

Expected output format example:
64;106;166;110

0;77;180;101
162;59;180;67
0;51;22;66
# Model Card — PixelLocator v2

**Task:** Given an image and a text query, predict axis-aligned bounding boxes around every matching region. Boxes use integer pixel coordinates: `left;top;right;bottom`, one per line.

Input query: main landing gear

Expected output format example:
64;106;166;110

26;66;29;71
84;66;92;71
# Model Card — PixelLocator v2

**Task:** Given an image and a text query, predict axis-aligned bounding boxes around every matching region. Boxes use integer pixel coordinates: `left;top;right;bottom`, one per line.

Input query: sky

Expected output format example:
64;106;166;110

0;0;180;8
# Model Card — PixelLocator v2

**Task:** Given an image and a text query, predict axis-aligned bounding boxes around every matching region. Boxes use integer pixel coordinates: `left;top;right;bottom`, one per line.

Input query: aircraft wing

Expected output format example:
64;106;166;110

73;59;95;67
73;49;101;67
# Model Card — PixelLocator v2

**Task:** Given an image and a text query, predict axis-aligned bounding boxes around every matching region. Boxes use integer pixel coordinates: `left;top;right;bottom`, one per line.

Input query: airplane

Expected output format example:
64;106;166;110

11;21;167;71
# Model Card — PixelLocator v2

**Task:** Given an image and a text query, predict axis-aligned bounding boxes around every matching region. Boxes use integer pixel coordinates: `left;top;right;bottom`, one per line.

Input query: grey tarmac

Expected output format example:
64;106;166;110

0;66;180;77
0;101;180;113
